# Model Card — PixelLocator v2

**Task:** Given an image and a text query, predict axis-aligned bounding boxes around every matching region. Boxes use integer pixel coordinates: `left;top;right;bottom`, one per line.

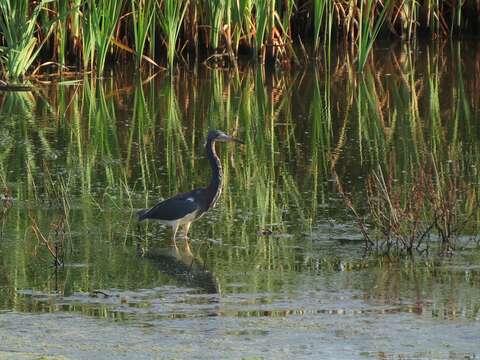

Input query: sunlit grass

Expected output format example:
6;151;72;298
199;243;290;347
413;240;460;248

90;0;124;74
157;0;189;68
0;1;479;78
357;0;391;71
0;0;54;82
131;0;156;67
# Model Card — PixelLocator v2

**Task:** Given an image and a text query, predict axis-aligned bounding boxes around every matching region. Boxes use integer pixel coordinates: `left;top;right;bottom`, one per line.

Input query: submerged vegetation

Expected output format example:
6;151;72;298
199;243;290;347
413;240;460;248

0;0;480;81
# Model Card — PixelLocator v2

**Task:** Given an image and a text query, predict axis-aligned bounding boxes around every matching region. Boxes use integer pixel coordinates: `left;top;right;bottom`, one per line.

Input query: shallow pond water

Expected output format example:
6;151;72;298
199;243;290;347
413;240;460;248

0;42;480;359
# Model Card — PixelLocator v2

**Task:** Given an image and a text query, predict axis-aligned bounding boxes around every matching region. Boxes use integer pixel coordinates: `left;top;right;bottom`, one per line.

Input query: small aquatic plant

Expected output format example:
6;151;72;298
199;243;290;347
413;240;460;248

336;158;478;257
31;215;66;268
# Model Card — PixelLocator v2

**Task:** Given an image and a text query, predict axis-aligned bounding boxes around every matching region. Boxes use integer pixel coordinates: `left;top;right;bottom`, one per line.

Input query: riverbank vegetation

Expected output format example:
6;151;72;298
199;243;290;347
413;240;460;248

1;0;480;82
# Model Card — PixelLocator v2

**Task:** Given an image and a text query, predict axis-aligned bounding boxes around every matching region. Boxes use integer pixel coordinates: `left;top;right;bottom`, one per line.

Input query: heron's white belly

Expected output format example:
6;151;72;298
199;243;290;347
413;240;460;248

158;210;199;228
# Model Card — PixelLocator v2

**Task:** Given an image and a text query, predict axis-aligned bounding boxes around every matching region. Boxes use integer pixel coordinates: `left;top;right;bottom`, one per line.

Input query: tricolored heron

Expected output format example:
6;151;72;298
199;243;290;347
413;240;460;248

138;130;243;241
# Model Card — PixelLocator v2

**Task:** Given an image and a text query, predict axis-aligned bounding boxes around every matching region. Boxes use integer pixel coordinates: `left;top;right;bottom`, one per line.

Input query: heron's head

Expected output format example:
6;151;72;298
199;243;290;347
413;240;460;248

208;130;244;144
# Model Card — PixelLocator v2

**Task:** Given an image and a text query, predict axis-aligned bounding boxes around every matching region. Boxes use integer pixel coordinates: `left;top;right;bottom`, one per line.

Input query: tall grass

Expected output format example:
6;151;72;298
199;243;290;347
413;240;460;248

357;0;391;71
0;0;54;82
52;0;68;69
131;0;156;67
1;0;480;77
207;0;226;51
254;0;272;60
157;0;189;68
231;0;253;54
0;42;478;229
89;0;124;74
313;0;327;53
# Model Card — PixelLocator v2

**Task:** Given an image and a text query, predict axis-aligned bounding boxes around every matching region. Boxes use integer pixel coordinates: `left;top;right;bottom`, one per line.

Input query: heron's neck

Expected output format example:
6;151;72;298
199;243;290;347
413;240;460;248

206;139;223;209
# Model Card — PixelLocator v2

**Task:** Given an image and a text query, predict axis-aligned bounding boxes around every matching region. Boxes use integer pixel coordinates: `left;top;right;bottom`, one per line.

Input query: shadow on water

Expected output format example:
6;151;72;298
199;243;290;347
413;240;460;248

138;240;219;295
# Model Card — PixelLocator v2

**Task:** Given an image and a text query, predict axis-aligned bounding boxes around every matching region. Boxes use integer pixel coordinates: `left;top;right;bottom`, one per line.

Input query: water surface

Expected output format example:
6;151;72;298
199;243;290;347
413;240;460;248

0;42;480;359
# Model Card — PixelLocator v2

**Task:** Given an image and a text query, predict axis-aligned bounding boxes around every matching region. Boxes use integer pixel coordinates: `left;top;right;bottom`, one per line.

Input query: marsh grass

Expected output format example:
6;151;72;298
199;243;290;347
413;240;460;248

313;0;327;53
329;39;480;257
335;155;479;258
357;0;391;71
90;0;124;74
29;164;72;268
157;0;189;68
0;0;55;82
1;0;480;77
131;0;156;67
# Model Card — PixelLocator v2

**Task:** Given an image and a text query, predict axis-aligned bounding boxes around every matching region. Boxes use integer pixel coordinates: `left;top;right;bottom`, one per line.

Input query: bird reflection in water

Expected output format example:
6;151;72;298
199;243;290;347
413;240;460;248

137;240;219;294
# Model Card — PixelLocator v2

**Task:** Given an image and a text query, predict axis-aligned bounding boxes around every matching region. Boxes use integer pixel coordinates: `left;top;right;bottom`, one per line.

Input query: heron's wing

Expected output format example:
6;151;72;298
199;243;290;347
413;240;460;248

138;192;200;221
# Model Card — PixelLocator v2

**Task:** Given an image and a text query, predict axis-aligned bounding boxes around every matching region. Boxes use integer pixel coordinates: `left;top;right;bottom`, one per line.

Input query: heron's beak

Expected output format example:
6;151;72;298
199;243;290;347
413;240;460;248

219;133;244;144
230;136;244;145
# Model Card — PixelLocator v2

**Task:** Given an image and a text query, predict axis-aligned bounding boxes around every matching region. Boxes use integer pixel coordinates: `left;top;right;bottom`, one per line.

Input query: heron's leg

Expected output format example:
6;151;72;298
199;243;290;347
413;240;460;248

183;222;192;239
171;223;179;245
184;237;192;255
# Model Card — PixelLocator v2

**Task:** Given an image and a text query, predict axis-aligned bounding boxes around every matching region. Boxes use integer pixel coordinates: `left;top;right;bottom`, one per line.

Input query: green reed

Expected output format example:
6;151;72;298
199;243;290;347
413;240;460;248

452;43;472;134
0;0;53;82
127;78;157;191
90;0;124;74
0;91;41;198
51;0;67;69
157;0;189;68
426;0;441;36
231;0;254;53
253;0;272;60
331;42;480;255
207;0;226;51
426;45;442;155
1;42;480;310
131;0;156;67
70;0;82;55
162;79;189;192
309;70;331;218
399;0;418;40
1;1;480;79
355;72;390;165
357;0;391;71
313;0;327;53
81;1;96;72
